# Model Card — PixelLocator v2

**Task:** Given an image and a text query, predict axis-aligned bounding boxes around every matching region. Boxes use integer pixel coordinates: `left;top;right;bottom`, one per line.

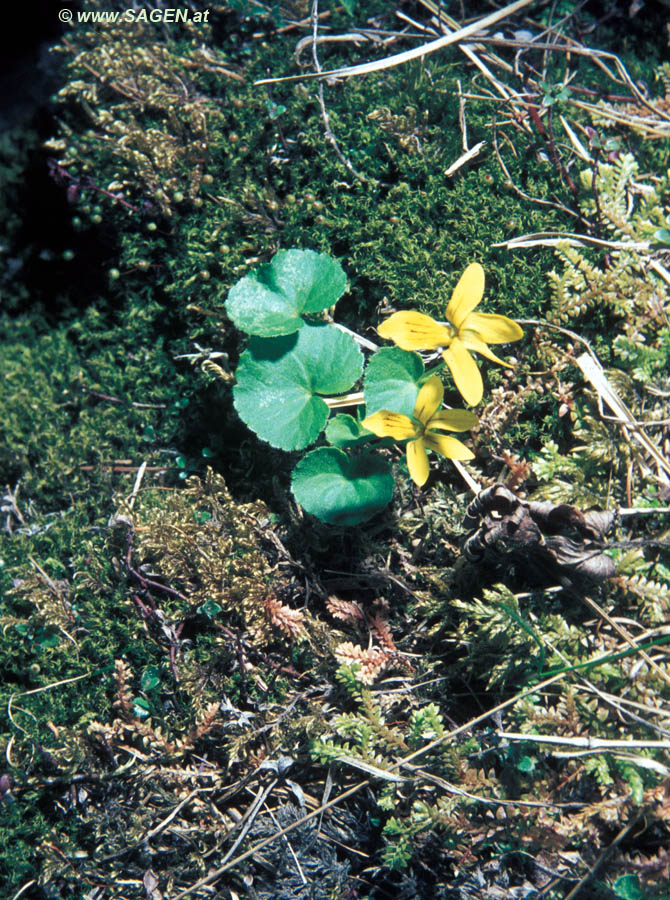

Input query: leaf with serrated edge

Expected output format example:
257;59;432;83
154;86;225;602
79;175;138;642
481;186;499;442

225;249;348;337
233;324;363;450
364;347;425;417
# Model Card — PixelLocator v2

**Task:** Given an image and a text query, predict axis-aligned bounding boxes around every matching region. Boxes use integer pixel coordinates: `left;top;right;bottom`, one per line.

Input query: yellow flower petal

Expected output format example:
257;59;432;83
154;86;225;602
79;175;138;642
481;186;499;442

406;438;430;486
465;312;524;344
378;311;452;351
423;432;475;461
427;409;478;432
445;263;485;331
414;375;444;424
442;338;483;406
460;331;510;367
361;410;417;441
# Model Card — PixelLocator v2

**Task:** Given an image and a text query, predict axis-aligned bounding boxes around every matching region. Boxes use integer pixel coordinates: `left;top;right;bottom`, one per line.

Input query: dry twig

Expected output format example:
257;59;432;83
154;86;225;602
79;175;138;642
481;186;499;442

256;0;534;85
309;0;368;184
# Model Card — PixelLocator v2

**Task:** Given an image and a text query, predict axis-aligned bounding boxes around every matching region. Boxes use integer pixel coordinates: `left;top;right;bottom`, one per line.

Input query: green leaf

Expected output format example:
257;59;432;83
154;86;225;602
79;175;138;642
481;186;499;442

140;666;160;692
225;249;348;337
233;323;363;451
132;697;151;719
45;557;68;576
35;627;61;649
613;875;645;900
198;599;222;619
291;447;393;525
516;755;536;773
652;227;670;247
364;347;424;417
266;99;286;119
325;413;373;448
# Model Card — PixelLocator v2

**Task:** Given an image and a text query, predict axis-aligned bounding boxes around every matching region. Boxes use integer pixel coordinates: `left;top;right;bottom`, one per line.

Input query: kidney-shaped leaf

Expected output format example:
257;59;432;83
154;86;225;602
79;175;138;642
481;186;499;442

225;249;348;337
325;414;374;449
364;347;425;417
233;323;363;451
291;447;393;525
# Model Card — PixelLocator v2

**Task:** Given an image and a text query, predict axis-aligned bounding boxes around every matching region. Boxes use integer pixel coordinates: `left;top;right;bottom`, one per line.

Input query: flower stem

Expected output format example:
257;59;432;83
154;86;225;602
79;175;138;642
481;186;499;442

323;391;365;409
331;322;379;352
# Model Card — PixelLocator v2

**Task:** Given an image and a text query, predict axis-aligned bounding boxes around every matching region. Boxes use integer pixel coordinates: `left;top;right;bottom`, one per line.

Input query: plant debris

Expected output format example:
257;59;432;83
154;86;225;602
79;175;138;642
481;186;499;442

462;484;617;582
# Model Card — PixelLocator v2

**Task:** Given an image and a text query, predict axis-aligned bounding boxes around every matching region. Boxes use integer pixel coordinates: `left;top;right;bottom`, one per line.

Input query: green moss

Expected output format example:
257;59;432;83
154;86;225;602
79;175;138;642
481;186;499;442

47;10;570;337
0;314;192;511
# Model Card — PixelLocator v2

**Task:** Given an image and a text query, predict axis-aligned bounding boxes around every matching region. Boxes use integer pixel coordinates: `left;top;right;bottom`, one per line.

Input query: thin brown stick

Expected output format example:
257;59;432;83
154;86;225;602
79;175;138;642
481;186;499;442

171;779;369;899
173;671;567;897
580;593;670;687
492;119;583;220
309;0;368;184
256;0;535;84
563;812;643;900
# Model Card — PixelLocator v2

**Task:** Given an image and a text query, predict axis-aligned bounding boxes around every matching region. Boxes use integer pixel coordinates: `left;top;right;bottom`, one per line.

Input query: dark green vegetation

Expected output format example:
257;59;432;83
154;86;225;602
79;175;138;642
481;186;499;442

2;2;670;898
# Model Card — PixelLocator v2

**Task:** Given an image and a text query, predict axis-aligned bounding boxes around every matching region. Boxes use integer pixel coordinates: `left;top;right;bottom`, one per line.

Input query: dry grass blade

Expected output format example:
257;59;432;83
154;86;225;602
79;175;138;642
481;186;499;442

450;459;481;494
497;732;670;751
445;140;486;177
171;780;369;899
492;232;651;251
7;672;96;739
575;353;670;484
402;763;586;808
10;881;37;900
415;0;515;76
294;29;407;65
580;591;670;687
173;673;569;897
563;812;644;900
337;755;406;782
255;0;534;85
571;98;670;139
559;114;592;162
323;390;365;410
396;672;567;768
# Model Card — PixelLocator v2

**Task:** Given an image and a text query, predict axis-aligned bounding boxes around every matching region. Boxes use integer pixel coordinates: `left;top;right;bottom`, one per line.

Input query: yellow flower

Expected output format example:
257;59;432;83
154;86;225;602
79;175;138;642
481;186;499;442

377;263;523;406
362;376;477;487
